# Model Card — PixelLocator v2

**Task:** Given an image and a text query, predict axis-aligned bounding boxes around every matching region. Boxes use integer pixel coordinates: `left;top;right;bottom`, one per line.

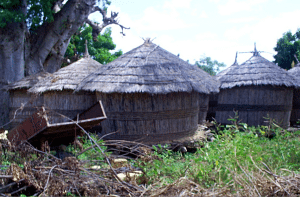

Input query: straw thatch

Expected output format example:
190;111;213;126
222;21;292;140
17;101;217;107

6;72;51;91
288;56;300;125
29;58;102;93
217;51;299;89
7;72;51;129
28;56;102;124
215;47;298;128
76;39;219;142
76;39;219;94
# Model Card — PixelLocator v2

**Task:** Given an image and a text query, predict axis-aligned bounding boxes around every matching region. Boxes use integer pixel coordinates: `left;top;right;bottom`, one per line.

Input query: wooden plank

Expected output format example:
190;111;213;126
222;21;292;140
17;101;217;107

8;101;107;146
7;109;48;145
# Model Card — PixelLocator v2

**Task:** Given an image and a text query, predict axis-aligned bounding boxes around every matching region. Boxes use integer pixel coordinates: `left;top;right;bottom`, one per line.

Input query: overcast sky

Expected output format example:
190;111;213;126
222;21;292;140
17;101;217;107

89;0;300;68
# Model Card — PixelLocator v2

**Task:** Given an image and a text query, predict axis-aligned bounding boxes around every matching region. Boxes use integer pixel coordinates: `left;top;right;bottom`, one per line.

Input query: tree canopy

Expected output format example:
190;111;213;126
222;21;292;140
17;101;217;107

64;25;122;66
195;56;226;76
274;29;300;70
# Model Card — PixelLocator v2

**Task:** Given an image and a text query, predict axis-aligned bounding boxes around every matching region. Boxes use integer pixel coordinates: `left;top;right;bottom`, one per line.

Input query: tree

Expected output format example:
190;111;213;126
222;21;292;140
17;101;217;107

274;29;300;70
0;0;128;127
64;25;122;66
195;56;226;76
0;0;128;77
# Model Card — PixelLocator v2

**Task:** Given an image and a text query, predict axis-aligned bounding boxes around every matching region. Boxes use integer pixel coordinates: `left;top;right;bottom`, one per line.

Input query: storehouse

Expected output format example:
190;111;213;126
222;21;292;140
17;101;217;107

76;39;220;142
28;52;102;124
215;46;299;128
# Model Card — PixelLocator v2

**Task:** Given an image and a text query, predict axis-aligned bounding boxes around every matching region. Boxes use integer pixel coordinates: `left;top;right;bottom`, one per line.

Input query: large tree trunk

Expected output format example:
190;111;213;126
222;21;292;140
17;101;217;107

25;0;96;74
0;0;27;128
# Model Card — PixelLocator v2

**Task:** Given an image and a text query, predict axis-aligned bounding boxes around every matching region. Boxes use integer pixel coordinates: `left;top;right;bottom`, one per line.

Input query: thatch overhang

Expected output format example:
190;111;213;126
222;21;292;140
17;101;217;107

217;50;300;89
29;57;102;93
76;39;220;95
5;72;51;91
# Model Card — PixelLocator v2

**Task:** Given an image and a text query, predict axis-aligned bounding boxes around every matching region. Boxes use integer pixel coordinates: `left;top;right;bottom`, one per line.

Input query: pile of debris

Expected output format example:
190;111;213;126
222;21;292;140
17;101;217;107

1;132;148;196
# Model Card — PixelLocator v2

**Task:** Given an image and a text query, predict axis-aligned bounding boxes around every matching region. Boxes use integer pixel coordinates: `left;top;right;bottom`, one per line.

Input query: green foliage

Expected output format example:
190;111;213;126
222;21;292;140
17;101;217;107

0;0;55;29
137;145;188;184
65;25;122;65
26;0;56;31
274;29;300;70
195;55;226;75
0;0;25;28
0;0;111;32
137;122;300;188
66;133;109;167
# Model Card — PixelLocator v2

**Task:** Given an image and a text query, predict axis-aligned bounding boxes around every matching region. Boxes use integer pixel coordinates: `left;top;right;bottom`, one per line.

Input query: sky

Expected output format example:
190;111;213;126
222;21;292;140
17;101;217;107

89;0;300;68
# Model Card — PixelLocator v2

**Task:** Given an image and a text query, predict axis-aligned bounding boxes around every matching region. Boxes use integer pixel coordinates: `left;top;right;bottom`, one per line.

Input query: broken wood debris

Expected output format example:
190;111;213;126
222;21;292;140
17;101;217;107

7;100;107;148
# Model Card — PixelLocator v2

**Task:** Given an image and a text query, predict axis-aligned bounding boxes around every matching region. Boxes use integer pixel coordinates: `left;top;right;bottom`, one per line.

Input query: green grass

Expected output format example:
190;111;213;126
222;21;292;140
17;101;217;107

135;124;300;188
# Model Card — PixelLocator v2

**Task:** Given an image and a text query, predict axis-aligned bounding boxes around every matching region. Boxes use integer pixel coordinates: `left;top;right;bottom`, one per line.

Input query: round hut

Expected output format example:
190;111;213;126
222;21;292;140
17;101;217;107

288;55;300;125
28;54;102;125
76;39;220;142
215;46;299;128
6;72;51;129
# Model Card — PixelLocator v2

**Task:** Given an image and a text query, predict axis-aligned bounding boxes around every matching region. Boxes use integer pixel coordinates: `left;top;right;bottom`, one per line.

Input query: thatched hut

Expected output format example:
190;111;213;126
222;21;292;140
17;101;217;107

28;54;102;124
215;47;299;128
76;39;219;142
288;55;300;125
6;72;51;129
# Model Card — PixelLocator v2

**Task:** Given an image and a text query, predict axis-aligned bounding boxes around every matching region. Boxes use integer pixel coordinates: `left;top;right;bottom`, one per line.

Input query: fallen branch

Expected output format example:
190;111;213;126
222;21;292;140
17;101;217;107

9;186;29;195
0;175;13;179
0;179;25;191
42;165;58;195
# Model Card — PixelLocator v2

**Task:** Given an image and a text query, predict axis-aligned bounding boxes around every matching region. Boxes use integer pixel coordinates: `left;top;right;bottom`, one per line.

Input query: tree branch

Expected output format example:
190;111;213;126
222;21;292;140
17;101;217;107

87;6;129;40
52;0;64;13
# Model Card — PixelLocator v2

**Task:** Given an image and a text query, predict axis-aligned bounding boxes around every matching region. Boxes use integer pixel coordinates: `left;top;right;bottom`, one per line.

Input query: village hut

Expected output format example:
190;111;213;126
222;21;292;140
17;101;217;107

287;55;300;125
215;46;299;128
6;72;51;129
207;53;239;121
28;49;102;124
76;39;220;142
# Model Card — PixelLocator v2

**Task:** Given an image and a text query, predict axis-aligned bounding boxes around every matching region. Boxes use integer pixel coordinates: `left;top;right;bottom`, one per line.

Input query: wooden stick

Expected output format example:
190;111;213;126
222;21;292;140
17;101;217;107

9;186;29;195
0;175;13;179
0;179;25;191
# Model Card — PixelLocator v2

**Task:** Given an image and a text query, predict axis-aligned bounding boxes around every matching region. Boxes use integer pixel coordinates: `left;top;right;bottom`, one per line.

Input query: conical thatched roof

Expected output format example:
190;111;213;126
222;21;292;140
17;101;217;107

6;72;51;91
76;39;219;94
217;47;300;89
29;57;102;93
